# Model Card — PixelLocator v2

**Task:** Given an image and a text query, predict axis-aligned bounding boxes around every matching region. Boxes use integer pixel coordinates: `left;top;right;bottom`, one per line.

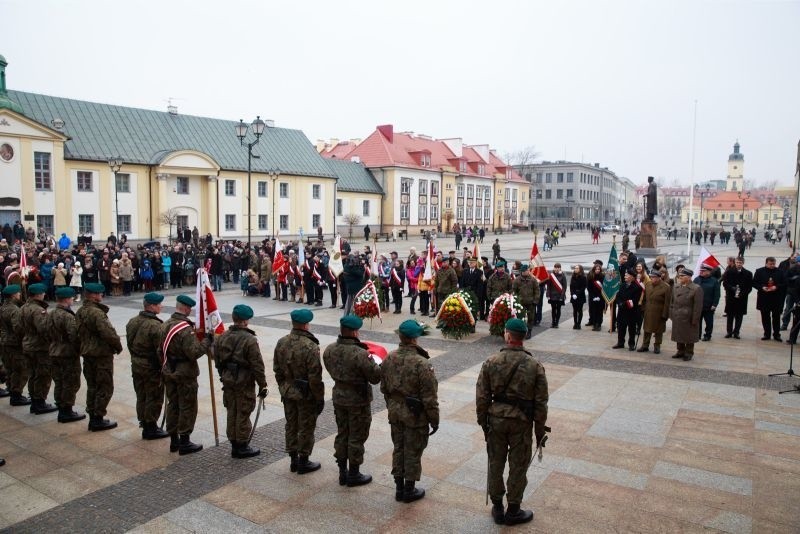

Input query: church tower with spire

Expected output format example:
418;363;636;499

726;140;744;192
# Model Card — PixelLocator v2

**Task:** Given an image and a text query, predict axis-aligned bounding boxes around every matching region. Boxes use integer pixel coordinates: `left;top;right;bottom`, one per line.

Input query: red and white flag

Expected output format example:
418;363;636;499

19;242;29;279
363;341;388;365
423;239;437;279
472;241;482;267
272;237;286;274
693;246;721;276
196;267;225;339
529;242;549;283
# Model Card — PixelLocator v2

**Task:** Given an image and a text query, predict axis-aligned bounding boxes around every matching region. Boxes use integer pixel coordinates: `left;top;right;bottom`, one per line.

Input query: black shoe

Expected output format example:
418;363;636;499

628;346;635;351
724;333;733;338
337;459;347;486
525;329;532;340
683;355;694;361
393;310;401;314
394;477;404;502
402;480;425;503
584;322;592;326
701;335;710;342
653;346;661;354
774;336;783;342
88;416;118;432
592;326;601;331
761;335;770;340
170;434;180;452
231;441;260;459
289;453;298;472
0;387;9;398
296;455;321;474
315;302;323;307
329;305;336;309
637;347;649;353
612;344;624;349
31;400;58;415
491;499;505;525
178;434;203;455
733;333;740;339
141;422;169;440
410;310;416;315
58;406;86;423
346;465;373;487
0;458;4;467
339;305;345;309
672;353;685;359
504;503;533;525
572;324;579;330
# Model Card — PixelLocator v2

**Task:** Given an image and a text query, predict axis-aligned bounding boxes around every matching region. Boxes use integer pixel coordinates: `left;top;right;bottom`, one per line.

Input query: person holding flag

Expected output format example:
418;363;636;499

546;264;567;328
529;241;549;327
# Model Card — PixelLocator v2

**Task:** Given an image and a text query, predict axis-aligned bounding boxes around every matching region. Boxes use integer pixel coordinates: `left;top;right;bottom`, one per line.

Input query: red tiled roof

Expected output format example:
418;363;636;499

321;142;357;159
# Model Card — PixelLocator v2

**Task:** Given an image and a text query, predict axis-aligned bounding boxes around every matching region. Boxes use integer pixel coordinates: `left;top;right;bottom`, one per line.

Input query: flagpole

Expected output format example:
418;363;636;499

199;268;220;446
687;99;698;260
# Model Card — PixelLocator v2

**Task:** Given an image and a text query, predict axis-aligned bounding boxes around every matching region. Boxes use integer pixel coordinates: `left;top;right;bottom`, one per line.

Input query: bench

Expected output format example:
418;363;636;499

376;232;390;242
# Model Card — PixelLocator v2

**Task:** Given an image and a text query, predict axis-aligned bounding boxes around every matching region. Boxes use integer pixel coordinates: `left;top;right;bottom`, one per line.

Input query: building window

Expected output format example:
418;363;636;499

225;179;235;196
457;207;464;219
280;214;289;230
34;152;52;190
445;197;451;209
420;154;431;167
445;183;452;190
512;189;518;201
484;187;491;199
116;173;130;193
545;190;552;200
557;189;563;199
176;215;188;230
78;214;94;234
484;206;490;219
557;173;564;183
566;189;574;198
401;178;412;194
312;184;321;199
312;214;321;228
225;214;236;231
257;181;267;197
336;199;343;216
419;180;427;196
457;184;464;197
37;215;54;235
505;189;511;201
430;181;438;196
466;207;473;220
279;183;288;198
418;205;427;220
535;172;543;184
545;173;552;184
478;164;485;175
459;161;467;173
177;176;189;194
467;185;474;198
362;200;370;217
258;214;268;230
430;205;438;220
567;172;574;183
117;215;131;233
400;204;409;219
77;171;93;192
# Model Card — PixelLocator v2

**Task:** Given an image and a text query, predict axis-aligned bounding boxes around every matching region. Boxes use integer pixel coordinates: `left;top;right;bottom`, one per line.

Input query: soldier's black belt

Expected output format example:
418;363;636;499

491;395;535;422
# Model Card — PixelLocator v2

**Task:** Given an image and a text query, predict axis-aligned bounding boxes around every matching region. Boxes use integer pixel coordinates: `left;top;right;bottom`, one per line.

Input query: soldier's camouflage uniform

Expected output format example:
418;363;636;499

380;342;439;481
322;335;381;467
126;310;165;425
49;304;82;408
0;299;25;397
215;325;266;442
76;300;123;417
512;272;540;331
160;312;209;436
20;299;51;403
486;271;512;305
476;345;548;505
273;328;323;457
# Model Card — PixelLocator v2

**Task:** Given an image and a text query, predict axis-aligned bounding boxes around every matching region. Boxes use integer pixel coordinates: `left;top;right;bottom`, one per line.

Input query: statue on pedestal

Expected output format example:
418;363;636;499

644;176;658;222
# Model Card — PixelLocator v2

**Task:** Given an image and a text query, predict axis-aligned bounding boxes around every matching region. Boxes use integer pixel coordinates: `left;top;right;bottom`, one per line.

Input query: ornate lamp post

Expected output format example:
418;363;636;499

694;185;710;231
269;169;281;239
235;116;266;245
108;157;123;237
737;190;751;226
767;196;775;229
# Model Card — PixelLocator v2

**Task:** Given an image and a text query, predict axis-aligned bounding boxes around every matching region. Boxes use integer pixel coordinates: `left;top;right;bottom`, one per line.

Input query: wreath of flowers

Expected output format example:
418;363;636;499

353;280;382;322
487;292;527;337
435;290;476;340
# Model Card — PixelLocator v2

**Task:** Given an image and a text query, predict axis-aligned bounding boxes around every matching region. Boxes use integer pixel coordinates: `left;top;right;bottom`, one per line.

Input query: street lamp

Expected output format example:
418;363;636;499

235;116;267;245
268;169;281;239
108;157;123;238
767;196;775;229
694;185;710;231
737;190;751;226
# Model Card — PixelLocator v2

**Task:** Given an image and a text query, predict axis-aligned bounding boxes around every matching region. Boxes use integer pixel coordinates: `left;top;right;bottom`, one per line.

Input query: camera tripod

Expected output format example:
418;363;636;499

769;307;800;394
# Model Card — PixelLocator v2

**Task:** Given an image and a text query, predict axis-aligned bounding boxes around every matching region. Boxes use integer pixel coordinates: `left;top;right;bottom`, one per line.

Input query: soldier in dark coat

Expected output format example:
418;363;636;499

159;294;213;454
323;315;381;486
486;260;512;310
476;318;548;526
722;257;753;339
273;308;324;474
381;320;439;503
20;283;57;414
49;287;85;423
77;283;123;430
434;258;458;312
693;264;721;341
612;269;643;350
215;304;267;459
753;256;786;341
637;270;671;353
1;285;28;406
512;265;540;339
670;269;704;361
126;292;168;440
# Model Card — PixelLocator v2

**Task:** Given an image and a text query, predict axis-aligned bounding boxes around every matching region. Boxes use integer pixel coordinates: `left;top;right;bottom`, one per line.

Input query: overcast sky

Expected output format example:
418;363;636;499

3;0;798;186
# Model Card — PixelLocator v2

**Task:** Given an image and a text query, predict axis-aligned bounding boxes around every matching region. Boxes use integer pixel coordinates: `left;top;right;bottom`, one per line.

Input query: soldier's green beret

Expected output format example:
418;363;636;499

495;260;506;268
290;308;313;324
176;294;196;307
144;292;164;304
232;304;254;320
340;315;363;330
505;318;528;334
2;284;20;295
55;287;75;299
398;319;424;338
27;283;47;295
84;282;105;294
519;264;529;272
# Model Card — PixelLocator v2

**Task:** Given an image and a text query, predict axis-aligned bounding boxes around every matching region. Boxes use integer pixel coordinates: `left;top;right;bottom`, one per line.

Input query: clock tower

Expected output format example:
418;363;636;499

726;141;744;192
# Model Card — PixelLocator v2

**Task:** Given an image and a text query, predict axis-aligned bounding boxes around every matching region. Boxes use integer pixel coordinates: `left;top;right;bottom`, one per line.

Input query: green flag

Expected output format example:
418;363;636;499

601;244;620;303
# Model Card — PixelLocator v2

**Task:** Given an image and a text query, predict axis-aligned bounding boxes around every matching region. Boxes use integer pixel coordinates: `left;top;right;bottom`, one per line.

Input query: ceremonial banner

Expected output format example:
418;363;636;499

329;235;344;276
196;267;225;338
693;246;721;276
529;242;548;283
601;244;620;303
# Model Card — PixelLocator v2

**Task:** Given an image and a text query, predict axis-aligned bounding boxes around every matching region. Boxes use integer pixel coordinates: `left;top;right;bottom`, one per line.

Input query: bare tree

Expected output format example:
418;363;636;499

504;146;540;181
160;207;181;242
343;213;361;240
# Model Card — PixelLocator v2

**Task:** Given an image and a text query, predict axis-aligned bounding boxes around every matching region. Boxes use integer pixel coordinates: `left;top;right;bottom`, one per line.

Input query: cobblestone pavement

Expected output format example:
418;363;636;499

1;234;798;533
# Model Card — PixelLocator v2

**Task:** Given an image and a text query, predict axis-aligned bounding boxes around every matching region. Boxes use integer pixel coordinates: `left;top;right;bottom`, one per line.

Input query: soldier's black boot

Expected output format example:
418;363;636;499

289;452;298;472
337;459;347;486
231;441;260;459
0;458;4;466
296;455;321;474
178;434;203;455
141;422;169;440
169;434;180;452
58;406;86;423
402;480;425;503
10;393;31;406
88;416;118;432
504;503;533;525
346;465;372;487
394;477;404;501
525;328;532;340
491;498;505;525
30;399;58;414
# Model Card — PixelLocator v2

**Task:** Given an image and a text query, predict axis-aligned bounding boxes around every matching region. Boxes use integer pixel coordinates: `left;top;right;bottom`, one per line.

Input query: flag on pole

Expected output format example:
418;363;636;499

423;239;438;280
529;242;548;283
371;237;379;275
329;235;344;276
19;242;29;279
693;246;721;276
196;267;225;338
272;237;286;273
601;244;620;303
297;241;305;269
363;341;388;365
472;240;482;268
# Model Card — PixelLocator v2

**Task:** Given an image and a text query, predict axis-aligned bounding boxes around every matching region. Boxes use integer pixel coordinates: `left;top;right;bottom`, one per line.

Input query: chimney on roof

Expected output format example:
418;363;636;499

315;139;328;153
167;102;178;115
349;138;361;146
594;163;600;168
377;124;393;143
472;144;490;162
441;138;462;158
351;156;361;164
265;119;275;128
330;138;339;148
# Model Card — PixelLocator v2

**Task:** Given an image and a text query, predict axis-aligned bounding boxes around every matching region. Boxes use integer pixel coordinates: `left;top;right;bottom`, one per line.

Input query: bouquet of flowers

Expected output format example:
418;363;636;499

435;290;476;340
488;293;527;337
353;280;382;322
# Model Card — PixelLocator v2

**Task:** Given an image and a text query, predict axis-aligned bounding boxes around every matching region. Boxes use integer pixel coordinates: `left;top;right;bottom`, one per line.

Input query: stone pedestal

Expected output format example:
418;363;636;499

639;221;658;250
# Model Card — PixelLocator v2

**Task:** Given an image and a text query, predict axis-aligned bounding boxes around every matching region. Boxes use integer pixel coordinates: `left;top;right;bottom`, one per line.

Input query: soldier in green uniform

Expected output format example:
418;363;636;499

381;319;439;503
0;285;28;406
273;308;324;474
323;314;382;487
77;283;123;431
215;304;267;459
126;292;169;440
476;318;549;526
49;287;85;423
20;283;57;414
486;260;512;308
512;264;540;339
160;294;212;455
434;258;459;313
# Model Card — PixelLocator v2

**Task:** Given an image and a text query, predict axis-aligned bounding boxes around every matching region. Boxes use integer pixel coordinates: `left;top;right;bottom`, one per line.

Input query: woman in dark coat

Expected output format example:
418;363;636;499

569;264;587;329
586;263;605;331
547;263;567;328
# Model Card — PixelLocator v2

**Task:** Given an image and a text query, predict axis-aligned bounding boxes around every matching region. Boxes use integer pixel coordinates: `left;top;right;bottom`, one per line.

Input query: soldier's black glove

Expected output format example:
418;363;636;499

258;387;268;399
316;400;324;415
428;424;438;436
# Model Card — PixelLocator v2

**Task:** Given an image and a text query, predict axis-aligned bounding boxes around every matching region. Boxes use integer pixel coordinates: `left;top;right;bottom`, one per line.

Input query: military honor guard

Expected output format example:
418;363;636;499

637;269;672;354
76;283;123;431
160;294;213;455
476;318;549;526
380;319;439;503
512;264;540;339
214;304;268;459
20;283;57;414
1;285;28;406
273;308;324;474
126;292;169;440
49;287;85;422
670;268;704;361
322;314;382;486
486;260;512;313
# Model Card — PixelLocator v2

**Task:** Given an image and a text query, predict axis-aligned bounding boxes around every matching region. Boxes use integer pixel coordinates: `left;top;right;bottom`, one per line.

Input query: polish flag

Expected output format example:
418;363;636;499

19;242;29;279
329;235;344;276
529;242;548;283
693;246;721;276
272;237;286;273
196;267;225;338
363;341;388;365
472;241;482;267
423;239;437;279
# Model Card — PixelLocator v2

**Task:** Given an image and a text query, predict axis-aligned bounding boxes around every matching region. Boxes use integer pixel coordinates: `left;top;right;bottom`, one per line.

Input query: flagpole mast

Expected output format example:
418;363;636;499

199;267;220;447
687;100;698;260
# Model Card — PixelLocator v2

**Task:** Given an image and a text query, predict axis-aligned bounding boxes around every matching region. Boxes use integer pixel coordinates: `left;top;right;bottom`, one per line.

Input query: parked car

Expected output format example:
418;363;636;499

601;224;621;232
